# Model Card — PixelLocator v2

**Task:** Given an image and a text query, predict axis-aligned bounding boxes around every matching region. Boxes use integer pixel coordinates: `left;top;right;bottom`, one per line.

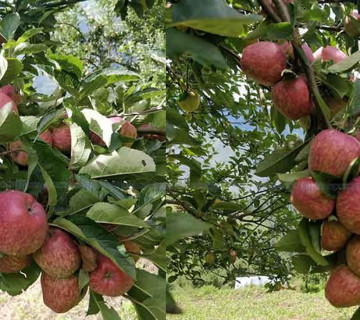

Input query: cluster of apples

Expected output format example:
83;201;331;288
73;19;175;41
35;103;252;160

240;40;348;121
289;129;360;308
0;190;139;313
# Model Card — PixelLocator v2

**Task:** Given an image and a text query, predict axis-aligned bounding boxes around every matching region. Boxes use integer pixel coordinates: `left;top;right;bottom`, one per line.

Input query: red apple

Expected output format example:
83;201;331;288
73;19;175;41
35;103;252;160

9;141;28;166
240;41;287;86
0;255;31;273
0;92;17;113
41;272;81;313
325;265;360;307
0;85;22;105
39;130;53;146
280;42;314;63
344;11;360;37
346;236;360;276
313;46;347;63
337;177;360;234
120;121;137;147
321;221;351;251
34;227;81;278
0;190;48;256
272;75;314;120
308;129;360;178
52;123;71;154
78;244;98;272
290;177;335;220
90;254;135;297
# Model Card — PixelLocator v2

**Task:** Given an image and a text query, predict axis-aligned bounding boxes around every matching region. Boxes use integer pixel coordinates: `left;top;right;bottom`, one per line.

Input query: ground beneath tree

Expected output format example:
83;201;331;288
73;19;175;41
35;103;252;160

167;286;357;320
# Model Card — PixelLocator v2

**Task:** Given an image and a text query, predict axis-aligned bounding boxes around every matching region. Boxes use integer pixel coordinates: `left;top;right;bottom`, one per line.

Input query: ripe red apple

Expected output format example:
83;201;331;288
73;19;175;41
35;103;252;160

78;244;98;272
346;236;360;276
90;116;122;146
52;123;71;154
272;75;314;120
0;92;17;113
0;190;48;256
321;221;351;251
9;141;28;166
90;254;135;297
0;85;22;104
290;177;335;220
308;129;360;178
337;177;360;234
119;237;141;262
240;41;287;86
280;42;314;63
344;11;360;37
313;46;347;63
39;130;53;146
34;227;81;278
325;265;360;307
0;255;31;273
120;121;137;147
41;272;81;313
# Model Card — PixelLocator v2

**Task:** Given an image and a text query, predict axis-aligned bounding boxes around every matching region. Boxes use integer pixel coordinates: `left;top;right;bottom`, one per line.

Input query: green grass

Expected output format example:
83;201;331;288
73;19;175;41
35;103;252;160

168;285;357;320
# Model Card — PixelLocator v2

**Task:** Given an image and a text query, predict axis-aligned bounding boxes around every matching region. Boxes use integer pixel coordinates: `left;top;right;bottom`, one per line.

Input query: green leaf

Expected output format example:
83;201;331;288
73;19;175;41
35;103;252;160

298;219;328;266
291;254;315;274
246;21;293;41
14;43;48;55
328;51;360;73
87;203;149;228
47;53;84;80
78;269;90;291
69;123;91;170
79;147;156;178
170;0;262;37
1;58;23;84
0;261;41;296
274;231;305;252
0;103;22;143
53;215;136;279
256;140;309;177
0;13;21;40
89;292;121;320
278;170;310;183
166;211;211;246
166;28;227;69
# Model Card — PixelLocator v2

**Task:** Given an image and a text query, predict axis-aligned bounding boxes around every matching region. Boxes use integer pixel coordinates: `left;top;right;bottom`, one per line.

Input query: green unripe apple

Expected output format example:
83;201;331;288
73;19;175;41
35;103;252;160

178;91;200;112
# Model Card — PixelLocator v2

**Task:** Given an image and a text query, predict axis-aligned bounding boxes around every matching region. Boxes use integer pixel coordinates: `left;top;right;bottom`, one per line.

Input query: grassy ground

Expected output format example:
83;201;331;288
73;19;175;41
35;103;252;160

0;280;358;319
168;285;357;320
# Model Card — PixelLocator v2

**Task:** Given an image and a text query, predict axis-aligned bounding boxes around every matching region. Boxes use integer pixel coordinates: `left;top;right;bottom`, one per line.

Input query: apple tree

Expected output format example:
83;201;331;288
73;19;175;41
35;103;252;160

0;1;166;319
167;1;360;315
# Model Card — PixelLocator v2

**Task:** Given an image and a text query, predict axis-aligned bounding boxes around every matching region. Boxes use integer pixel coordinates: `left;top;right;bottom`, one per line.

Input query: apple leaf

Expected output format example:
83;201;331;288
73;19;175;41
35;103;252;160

52;215;136;279
0;260;41;296
0;13;20;41
328;51;360;73
88;291;121;320
274;230;306;252
79;147;156;178
166;211;211;246
298;219;328;266
170;0;262;37
69;122;92;170
0;102;22;143
86;202;149;228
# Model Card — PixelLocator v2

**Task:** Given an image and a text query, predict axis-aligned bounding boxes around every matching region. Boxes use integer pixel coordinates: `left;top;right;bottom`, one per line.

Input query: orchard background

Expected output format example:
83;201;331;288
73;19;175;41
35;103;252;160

167;0;360;319
0;0;166;319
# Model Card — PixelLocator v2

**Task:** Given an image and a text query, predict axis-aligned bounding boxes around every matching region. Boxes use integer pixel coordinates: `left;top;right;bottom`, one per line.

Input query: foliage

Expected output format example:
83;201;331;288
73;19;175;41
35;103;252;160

166;0;360;307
